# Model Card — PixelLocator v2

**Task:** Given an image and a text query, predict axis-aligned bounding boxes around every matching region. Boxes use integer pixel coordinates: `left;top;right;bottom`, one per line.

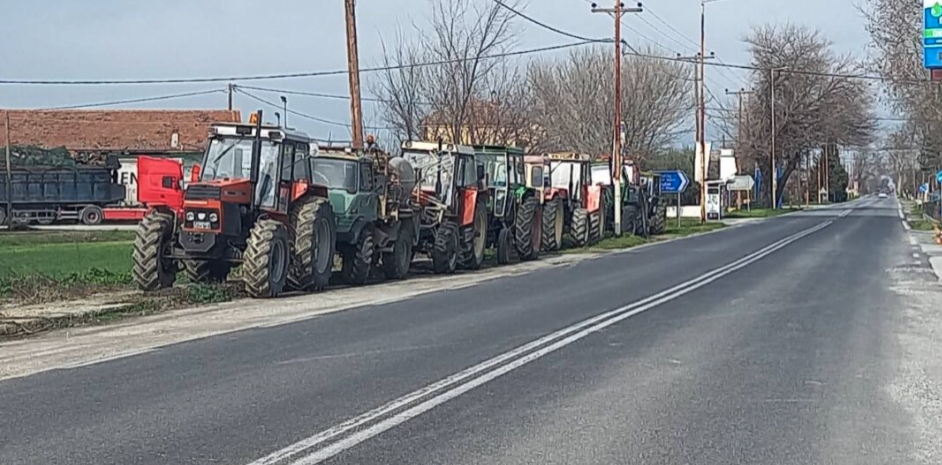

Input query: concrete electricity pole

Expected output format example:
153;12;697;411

699;0;708;223
227;84;234;112
344;0;365;149
592;1;642;236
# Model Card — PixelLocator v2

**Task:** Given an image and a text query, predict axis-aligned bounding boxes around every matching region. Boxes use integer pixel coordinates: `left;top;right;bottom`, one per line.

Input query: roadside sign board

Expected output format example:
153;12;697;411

727;175;755;192
658;170;690;194
926;1;942;68
920;183;930;193
936;169;942;184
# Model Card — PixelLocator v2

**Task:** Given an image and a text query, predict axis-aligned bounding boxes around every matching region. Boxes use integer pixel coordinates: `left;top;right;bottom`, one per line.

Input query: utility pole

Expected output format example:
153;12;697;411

699;0;708;222
825;143;831;203
281;96;288;129
344;0;365;149
4;110;12;226
227;84;234;112
593;1;642;236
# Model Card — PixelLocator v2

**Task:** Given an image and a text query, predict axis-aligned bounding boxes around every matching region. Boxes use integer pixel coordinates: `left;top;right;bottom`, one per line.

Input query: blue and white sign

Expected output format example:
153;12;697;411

925;1;942;68
936;169;942;184
920;183;930;193
658;170;690;194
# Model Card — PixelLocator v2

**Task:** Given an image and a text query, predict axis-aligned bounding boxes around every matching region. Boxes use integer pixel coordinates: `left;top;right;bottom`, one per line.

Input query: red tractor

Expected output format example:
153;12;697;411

132;111;336;298
401;141;487;274
525;153;604;251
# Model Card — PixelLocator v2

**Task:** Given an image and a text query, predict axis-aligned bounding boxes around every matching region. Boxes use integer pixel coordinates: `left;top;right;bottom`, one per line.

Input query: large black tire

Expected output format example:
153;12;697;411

342;224;375;286
570;207;590;248
243;219;290;298
80;205;104;225
515;195;541;261
589;209;603;244
496;227;511;265
431;222;459;274
183;260;231;283
383;220;413;280
0;206;6;226
458;201;487;270
288;197;335;291
541;198;563;252
651;201;667;235
132;212;176;292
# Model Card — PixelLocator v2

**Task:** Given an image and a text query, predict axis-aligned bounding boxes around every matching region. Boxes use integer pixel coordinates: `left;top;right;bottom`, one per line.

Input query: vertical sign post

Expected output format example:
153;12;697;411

925;2;942;69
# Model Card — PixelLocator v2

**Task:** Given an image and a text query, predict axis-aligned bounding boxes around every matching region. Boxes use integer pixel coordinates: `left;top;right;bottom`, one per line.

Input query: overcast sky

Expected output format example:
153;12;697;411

0;0;876;143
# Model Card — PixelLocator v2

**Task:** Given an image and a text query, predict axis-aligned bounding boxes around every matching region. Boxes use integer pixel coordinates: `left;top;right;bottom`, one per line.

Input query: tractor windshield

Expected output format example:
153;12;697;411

476;154;508;188
201;137;279;182
403;149;456;192
311;158;358;193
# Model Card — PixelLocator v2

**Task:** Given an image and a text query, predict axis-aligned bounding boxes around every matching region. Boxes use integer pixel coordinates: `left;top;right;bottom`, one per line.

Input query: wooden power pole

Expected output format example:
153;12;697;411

592;1;642;236
4;111;11;226
344;0;365;149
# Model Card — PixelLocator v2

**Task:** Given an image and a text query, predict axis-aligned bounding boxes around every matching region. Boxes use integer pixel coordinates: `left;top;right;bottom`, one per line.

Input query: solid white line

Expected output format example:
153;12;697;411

246;220;832;465
913;253;921;259
287;221;832;465
902;220;912;231
839;209;852;218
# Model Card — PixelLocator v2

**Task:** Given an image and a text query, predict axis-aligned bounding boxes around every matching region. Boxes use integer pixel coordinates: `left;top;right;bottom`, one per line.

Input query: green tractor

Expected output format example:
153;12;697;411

474;145;542;264
312;142;419;285
592;161;668;237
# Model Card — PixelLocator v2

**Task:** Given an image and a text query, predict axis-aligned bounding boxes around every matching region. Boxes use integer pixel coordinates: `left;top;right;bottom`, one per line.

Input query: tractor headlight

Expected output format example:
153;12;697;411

209;212;219;222
186;211;195;221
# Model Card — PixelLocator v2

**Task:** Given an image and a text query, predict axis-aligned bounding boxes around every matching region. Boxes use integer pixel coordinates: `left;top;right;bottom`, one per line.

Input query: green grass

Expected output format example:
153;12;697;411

909;219;937;231
665;218;725;236
0;241;133;279
0;230;135;247
724;208;799;219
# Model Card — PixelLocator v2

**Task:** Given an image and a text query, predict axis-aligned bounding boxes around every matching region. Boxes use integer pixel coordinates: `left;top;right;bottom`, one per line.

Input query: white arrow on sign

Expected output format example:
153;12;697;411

727;175;755;192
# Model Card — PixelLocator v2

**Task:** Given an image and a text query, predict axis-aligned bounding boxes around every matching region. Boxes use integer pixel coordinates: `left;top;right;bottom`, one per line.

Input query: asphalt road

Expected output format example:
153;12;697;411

1;196;933;465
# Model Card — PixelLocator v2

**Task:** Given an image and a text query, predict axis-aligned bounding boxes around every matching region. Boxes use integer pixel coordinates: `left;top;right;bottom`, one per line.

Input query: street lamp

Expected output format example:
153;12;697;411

280;96;288;129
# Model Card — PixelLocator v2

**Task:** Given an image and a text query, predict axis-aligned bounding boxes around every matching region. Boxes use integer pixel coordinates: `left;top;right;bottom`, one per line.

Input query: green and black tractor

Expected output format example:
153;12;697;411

474;145;542;264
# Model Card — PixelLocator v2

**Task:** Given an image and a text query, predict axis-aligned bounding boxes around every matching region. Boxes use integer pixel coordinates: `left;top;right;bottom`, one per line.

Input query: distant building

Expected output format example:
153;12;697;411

0;109;241;158
420;100;540;150
0;109;242;205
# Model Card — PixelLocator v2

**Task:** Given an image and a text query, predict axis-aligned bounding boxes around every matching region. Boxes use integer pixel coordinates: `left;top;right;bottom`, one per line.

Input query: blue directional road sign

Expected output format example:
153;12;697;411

920;183;930;193
936;169;942;184
658;170;690;194
926;1;942;68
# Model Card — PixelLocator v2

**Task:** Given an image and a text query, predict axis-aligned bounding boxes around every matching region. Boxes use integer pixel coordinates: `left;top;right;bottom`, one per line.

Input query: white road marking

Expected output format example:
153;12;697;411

839;209;852;218
910;236;919;246
913;253;921;259
247;220;833;465
903;220;912;231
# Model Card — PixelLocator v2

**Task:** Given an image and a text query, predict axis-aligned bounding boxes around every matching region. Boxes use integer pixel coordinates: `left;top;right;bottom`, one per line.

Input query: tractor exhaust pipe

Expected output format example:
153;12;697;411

248;110;264;210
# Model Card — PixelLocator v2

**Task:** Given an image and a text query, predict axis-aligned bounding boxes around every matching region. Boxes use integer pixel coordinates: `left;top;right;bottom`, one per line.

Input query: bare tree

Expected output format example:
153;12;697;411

526;46;692;158
369;0;522;148
741;24;875;205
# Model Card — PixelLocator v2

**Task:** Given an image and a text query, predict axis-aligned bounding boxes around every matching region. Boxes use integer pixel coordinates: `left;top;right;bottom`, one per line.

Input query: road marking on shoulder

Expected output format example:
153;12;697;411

839;209;852;218
913;253;921;259
903;220;912;231
247;220;833;465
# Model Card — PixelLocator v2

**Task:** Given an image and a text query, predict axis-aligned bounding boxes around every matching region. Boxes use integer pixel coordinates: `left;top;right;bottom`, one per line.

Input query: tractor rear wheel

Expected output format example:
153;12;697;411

432;222;459;274
458;200;487;270
243;219;290;298
651;201;667;235
541;198;564;252
496;227;511;265
183;260;231;283
288;196;335;291
342;225;375;285
383;220;413;280
570;207;590;248
622;205;639;236
132;212;177;291
515;195;541;261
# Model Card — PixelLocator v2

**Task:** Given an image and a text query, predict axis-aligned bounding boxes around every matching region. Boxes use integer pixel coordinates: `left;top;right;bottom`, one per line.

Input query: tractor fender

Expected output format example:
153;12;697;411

586;185;603;213
460;188;479;227
348;217;371;245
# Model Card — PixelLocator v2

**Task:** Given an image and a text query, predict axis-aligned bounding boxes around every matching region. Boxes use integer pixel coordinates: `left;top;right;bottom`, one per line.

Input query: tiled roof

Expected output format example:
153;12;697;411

0;109;242;153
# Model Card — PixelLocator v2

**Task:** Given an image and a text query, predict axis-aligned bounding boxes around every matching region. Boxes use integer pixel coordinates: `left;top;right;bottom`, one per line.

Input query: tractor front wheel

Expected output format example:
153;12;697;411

132;212;177;291
541;198;564;252
570;207;590;248
589;207;603;244
383;220;413;280
243;219;290;298
432;222;459;274
342;225;375;286
651;201;667;235
458;200;487;270
515;195;541;261
288;196;336;291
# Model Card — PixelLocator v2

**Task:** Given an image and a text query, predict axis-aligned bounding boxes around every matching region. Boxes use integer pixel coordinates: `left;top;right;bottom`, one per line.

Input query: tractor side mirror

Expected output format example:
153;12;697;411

476;164;486;182
190;164;202;183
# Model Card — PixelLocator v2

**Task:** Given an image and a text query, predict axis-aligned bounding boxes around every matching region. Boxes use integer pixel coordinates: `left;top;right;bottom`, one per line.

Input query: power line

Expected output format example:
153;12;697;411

41;89;226;110
235;87;393;131
0;42;599;86
491;0;607;43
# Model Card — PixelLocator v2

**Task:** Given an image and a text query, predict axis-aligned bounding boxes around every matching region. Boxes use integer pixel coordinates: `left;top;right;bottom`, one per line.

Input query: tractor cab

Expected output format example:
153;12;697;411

523;155;550;202
546;152;594;205
402;141;480;215
474;145;526;220
312;146;379;240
